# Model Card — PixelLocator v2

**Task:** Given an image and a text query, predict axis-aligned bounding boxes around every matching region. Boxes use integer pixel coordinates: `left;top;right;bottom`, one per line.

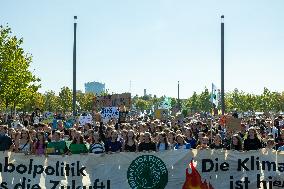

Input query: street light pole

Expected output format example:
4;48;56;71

72;16;77;116
221;15;225;115
178;81;180;111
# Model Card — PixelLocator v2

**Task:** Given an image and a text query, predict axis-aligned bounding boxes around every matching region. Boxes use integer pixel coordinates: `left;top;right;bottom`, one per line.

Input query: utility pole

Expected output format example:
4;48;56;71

221;15;225;115
72;16;77;116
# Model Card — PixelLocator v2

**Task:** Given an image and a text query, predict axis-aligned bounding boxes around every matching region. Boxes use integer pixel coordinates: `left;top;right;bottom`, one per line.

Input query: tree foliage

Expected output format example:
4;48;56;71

0;25;40;113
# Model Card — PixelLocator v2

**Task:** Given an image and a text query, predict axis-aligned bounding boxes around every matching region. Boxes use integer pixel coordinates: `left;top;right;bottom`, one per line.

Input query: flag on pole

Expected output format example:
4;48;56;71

210;83;219;107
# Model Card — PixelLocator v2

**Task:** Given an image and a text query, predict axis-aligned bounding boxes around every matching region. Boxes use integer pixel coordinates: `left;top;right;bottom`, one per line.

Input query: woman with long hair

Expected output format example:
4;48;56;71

167;131;176;150
123;130;137;152
15;129;32;154
243;127;262;151
156;132;169;151
174;134;191;150
33;131;47;155
209;134;223;150
230;134;243;151
184;128;197;149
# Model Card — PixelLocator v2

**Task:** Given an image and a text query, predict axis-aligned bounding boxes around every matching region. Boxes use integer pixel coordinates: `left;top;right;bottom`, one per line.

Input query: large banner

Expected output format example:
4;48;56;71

1;150;284;189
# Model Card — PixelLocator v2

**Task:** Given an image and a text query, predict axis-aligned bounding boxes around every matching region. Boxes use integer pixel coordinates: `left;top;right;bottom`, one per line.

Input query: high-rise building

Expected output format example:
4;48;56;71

84;81;105;95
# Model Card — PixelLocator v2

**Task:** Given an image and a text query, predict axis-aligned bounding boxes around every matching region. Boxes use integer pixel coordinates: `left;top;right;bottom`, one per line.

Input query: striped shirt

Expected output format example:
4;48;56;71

89;142;105;154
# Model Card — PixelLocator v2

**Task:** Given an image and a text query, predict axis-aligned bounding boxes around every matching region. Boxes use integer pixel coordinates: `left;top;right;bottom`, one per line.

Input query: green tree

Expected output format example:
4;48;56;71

134;98;150;111
198;88;211;112
58;87;72;113
43;91;59;112
77;92;95;112
186;92;199;113
22;92;44;112
0;25;40;114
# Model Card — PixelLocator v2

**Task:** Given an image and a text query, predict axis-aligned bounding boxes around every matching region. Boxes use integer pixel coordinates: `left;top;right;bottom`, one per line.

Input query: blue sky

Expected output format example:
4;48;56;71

1;0;283;98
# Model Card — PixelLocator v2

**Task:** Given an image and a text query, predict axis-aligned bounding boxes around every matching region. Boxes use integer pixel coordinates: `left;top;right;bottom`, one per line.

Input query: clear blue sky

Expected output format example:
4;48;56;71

1;0;283;99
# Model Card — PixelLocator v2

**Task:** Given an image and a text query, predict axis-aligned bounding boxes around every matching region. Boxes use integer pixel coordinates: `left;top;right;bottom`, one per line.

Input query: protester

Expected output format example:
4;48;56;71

276;129;284;150
156;132;169;151
196;136;210;150
69;131;88;154
15;128;32;154
1;109;284;156
123;130;137;152
174;134;191;150
33;131;47;155
0;125;12;151
46;131;68;155
210;134;224;149
89;132;105;154
184;127;197;149
230;134;243;151
167;131;176;149
105;130;122;153
138;132;156;152
243;127;263;151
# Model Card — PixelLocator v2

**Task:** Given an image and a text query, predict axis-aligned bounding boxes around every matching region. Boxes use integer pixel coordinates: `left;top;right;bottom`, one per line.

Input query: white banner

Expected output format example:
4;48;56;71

1;150;284;189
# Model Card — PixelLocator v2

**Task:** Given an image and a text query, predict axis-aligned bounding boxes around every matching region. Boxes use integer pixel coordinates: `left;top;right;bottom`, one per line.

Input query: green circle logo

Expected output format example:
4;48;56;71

127;155;168;189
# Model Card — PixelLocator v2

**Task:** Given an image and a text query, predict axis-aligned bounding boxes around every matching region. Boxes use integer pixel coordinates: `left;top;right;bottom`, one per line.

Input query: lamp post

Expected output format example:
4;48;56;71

178;81;180;111
221;15;225;115
72;16;77;116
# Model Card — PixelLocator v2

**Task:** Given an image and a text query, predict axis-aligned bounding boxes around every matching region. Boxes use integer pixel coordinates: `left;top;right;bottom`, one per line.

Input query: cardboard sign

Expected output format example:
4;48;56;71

226;115;242;132
94;93;131;110
101;107;119;123
155;109;168;120
79;114;93;126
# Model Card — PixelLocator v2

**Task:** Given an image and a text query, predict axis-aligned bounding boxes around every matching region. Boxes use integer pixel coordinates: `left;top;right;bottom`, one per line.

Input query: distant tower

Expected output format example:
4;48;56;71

144;89;147;96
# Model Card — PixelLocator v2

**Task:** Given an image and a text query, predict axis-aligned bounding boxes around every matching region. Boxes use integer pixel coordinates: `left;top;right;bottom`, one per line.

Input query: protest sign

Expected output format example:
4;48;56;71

94;93;131;110
79;114;93;126
155;109;168;120
226;115;242;132
1;150;284;189
101;107;119;123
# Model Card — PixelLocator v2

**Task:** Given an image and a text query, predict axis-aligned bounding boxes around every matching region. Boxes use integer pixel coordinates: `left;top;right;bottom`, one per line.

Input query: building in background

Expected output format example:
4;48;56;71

84;81;105;95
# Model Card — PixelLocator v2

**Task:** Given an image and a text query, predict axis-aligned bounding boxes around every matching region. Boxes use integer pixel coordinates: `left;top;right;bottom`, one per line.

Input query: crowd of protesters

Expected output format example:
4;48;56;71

1;110;284;155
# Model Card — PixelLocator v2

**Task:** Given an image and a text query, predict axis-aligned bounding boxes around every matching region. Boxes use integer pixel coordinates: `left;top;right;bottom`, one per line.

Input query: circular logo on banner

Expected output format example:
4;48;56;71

127;155;168;189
